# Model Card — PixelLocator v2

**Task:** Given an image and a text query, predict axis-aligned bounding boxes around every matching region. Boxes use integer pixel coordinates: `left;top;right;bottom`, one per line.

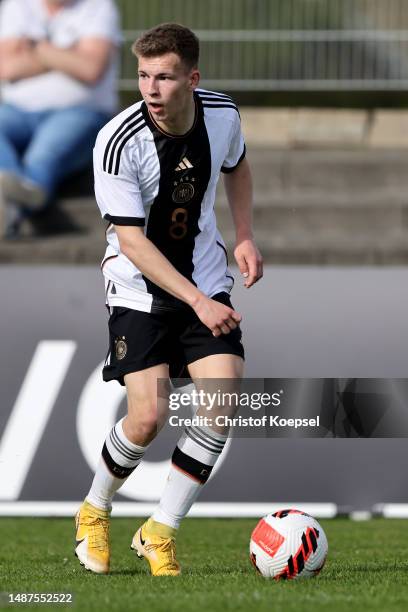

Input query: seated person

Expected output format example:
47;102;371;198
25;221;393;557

0;0;121;237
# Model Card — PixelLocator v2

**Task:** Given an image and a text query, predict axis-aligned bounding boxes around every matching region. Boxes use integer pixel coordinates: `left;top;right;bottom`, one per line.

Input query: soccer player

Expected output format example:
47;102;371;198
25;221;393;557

75;23;263;576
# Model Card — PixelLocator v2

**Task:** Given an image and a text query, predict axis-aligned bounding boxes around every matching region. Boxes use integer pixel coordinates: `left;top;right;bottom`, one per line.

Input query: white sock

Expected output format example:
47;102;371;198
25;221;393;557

152;424;228;529
86;417;146;511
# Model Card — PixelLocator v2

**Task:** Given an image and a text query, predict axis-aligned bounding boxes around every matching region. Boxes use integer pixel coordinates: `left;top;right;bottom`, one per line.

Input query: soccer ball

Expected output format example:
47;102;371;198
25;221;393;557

249;509;328;579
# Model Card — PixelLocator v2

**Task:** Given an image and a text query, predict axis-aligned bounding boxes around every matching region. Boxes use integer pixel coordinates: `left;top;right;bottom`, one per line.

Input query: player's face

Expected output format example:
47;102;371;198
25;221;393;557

138;53;199;130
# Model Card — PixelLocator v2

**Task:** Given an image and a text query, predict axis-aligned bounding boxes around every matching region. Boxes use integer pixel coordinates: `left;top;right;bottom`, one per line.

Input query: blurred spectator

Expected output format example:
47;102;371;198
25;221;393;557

0;0;121;238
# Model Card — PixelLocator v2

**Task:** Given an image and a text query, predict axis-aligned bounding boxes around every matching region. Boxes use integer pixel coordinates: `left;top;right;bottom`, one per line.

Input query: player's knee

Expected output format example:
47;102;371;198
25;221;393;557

126;398;163;442
137;412;161;440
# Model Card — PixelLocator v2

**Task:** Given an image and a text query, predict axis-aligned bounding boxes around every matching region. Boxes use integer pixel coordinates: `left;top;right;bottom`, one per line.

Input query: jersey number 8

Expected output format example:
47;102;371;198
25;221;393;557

170;207;188;240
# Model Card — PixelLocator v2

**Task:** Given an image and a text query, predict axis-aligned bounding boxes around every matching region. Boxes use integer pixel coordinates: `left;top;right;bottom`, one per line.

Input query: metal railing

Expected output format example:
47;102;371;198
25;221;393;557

117;0;408;91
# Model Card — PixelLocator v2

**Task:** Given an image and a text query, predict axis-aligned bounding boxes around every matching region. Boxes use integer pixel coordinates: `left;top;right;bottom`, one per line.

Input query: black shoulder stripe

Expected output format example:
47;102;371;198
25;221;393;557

107;117;145;175
197;89;233;101
199;96;237;105
111;121;146;175
106;115;145;174
199;95;235;104
203;103;239;114
106;117;146;174
103;120;145;175
103;109;143;172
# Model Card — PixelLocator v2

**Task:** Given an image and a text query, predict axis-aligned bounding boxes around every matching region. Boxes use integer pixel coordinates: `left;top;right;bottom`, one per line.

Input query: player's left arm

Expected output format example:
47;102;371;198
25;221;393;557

224;157;263;288
35;37;115;84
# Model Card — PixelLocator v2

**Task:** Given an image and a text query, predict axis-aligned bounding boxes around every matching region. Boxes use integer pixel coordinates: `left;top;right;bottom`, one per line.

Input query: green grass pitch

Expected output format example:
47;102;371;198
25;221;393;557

1;517;408;611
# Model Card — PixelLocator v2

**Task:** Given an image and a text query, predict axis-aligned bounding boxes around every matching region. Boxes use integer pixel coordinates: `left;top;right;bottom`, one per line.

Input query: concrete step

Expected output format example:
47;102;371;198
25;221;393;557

217;201;408;231
216;190;408;208
245;149;408;194
221;230;408;265
2;148;408;264
3;227;405;265
54;195;408;247
0;231;105;264
2;205;407;265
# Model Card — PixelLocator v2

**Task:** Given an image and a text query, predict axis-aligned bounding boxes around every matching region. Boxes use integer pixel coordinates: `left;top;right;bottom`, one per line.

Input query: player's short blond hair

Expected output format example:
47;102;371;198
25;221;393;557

132;23;199;70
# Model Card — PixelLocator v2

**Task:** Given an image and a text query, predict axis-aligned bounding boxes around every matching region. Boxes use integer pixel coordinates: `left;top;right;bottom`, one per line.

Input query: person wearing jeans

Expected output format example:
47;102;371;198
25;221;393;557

0;0;121;237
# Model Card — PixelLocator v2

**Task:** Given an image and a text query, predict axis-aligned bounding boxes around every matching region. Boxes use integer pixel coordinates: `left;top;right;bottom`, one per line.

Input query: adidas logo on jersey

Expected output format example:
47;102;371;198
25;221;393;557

175;157;194;171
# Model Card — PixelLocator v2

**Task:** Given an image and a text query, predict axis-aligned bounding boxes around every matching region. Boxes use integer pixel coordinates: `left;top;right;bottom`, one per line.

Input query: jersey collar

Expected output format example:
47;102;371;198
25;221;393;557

142;92;203;139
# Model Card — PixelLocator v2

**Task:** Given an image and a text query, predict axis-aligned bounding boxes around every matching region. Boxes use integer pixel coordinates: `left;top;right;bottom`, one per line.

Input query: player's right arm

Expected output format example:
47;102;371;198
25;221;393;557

114;224;241;337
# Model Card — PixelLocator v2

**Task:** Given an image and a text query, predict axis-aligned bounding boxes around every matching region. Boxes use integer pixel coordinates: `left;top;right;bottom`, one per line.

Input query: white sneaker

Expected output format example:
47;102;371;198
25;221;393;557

0;178;21;239
0;171;46;210
0;183;5;239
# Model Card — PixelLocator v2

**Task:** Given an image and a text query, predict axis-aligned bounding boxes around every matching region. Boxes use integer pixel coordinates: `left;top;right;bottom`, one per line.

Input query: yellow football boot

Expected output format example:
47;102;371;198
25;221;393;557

131;518;181;576
74;500;110;574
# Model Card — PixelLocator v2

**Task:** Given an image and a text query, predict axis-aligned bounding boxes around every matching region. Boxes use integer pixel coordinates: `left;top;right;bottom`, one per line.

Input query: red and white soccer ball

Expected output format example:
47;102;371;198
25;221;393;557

249;509;328;579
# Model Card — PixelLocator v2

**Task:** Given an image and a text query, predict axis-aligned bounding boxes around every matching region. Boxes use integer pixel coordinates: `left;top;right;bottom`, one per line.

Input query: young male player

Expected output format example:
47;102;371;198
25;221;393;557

75;23;263;576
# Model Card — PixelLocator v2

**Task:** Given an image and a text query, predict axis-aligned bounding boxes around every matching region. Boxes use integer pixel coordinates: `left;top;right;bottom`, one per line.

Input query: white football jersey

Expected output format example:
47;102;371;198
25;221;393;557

93;88;246;313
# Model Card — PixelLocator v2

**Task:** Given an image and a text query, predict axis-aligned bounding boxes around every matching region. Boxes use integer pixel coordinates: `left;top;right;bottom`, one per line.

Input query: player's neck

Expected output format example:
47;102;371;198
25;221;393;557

155;95;196;136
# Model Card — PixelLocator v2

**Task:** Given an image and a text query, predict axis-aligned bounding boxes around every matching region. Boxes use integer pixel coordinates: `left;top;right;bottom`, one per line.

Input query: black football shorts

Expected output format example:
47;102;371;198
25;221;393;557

102;292;245;385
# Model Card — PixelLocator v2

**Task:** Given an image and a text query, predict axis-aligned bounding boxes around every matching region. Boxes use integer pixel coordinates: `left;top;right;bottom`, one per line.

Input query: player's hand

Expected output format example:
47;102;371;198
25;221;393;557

234;238;263;288
192;295;242;337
